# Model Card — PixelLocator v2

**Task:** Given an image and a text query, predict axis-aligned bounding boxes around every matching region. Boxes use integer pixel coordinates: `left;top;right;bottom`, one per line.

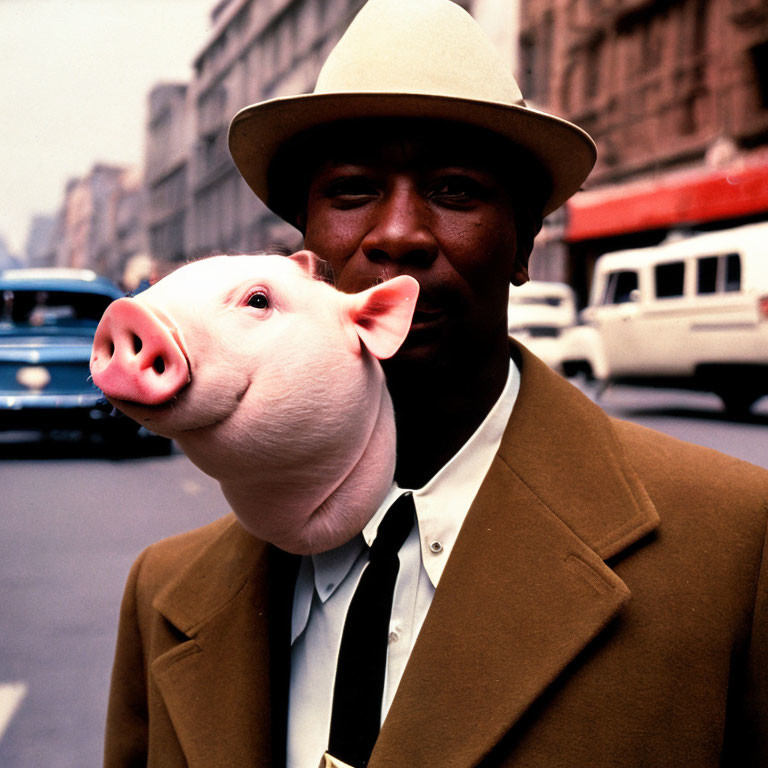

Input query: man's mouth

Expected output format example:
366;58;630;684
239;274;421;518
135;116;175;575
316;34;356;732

410;306;444;330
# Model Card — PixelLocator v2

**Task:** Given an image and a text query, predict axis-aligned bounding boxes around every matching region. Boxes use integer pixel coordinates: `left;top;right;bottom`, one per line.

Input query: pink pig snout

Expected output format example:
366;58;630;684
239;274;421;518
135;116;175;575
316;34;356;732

90;298;190;406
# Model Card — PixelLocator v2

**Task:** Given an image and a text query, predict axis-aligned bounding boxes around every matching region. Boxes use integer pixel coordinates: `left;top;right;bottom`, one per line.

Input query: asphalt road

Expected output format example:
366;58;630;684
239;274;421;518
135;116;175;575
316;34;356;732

0;386;765;767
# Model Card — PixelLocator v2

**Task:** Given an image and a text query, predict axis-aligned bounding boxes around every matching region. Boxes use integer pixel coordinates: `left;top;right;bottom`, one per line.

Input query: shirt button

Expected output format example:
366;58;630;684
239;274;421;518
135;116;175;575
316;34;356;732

429;540;443;554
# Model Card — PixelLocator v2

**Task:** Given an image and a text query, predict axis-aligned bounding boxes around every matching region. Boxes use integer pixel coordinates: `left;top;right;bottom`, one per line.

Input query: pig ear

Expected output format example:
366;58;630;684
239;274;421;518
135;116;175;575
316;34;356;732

287;249;335;284
346;275;420;360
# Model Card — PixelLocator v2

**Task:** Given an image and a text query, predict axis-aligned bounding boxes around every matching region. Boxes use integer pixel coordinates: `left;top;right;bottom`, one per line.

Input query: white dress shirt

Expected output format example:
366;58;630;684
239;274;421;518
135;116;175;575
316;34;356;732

287;360;520;768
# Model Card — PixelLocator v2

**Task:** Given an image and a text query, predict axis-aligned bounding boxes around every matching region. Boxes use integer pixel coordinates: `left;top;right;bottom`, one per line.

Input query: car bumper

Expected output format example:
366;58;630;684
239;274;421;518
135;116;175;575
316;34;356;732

0;393;116;431
0;392;107;409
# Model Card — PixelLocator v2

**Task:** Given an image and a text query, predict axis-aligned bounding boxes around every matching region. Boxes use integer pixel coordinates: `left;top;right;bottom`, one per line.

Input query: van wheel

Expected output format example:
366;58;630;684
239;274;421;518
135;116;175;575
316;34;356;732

562;360;594;380
717;390;759;418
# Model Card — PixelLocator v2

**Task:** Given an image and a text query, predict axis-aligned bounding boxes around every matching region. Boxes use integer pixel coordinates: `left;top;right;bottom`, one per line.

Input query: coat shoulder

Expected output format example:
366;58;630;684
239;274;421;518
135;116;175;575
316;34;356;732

135;514;239;585
610;417;768;544
612;417;768;494
125;513;270;636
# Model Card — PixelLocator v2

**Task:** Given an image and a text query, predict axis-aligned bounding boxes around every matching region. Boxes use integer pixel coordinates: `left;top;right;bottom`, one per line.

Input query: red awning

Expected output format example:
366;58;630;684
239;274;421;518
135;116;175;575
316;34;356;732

565;152;768;242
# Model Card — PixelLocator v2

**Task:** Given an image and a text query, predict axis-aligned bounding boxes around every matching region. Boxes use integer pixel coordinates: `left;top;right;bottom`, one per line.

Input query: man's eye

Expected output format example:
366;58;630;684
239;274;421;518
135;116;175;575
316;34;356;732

325;177;378;203
430;177;483;204
247;292;269;309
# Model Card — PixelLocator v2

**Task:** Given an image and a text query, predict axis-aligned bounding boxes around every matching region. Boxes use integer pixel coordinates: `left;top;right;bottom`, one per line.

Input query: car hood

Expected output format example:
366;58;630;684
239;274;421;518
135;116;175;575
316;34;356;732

0;334;94;364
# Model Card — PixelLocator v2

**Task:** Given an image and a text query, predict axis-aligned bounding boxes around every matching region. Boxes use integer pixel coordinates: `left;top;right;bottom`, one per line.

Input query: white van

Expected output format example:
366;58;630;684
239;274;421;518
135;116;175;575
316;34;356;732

578;222;768;414
507;281;577;372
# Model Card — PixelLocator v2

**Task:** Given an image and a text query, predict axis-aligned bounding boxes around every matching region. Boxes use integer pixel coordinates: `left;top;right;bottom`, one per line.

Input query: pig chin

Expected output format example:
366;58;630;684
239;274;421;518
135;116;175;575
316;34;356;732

215;382;398;555
111;374;252;439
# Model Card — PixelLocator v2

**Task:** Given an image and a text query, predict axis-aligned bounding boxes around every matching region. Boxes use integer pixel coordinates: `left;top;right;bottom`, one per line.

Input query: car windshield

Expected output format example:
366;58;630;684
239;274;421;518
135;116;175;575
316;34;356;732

0;289;113;331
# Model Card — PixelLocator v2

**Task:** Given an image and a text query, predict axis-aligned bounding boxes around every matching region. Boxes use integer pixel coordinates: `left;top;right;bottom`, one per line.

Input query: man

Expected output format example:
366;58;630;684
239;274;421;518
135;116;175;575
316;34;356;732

104;0;768;766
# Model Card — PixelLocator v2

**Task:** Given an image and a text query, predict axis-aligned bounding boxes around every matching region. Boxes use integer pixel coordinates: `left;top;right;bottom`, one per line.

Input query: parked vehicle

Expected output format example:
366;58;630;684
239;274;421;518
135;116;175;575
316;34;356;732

575;222;768;414
0;268;159;446
507;281;579;372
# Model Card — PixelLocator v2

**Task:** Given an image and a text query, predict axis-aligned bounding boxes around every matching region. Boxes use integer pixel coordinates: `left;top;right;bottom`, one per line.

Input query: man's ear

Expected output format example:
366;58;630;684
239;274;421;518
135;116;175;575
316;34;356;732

344;276;420;359
511;258;530;286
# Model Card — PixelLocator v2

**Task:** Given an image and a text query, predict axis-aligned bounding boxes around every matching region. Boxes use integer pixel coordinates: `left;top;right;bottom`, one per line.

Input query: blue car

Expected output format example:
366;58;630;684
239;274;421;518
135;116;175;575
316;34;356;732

0;268;148;445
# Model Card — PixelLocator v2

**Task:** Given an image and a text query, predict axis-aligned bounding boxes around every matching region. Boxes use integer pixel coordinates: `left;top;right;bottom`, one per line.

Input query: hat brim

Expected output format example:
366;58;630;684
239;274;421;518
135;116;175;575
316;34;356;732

228;91;596;219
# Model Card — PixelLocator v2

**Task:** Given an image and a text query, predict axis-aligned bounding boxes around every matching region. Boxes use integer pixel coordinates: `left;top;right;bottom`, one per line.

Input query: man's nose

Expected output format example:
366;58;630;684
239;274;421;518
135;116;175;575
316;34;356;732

360;186;438;266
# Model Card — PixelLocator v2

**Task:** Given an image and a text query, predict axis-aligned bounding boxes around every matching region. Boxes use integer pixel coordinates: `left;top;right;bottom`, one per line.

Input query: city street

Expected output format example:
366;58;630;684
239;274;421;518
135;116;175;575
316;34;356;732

0;386;766;767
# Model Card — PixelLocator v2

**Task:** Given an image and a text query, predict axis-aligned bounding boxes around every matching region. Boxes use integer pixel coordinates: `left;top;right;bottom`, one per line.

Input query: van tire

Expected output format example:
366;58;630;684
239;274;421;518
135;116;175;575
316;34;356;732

562;360;594;380
717;390;760;418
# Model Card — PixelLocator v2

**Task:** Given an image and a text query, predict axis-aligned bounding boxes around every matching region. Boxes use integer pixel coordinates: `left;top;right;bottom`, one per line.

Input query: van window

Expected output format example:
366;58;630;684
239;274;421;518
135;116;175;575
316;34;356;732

603;270;638;304
697;257;718;294
695;252;741;295
725;253;741;292
655;261;685;298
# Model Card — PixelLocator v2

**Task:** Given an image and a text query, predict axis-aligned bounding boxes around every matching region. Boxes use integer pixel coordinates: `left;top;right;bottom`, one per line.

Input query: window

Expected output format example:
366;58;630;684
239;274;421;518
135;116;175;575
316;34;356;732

603;270;639;305
655;261;685;298
584;36;603;102
696;253;741;294
751;42;768;110
697;256;717;293
725;253;741;291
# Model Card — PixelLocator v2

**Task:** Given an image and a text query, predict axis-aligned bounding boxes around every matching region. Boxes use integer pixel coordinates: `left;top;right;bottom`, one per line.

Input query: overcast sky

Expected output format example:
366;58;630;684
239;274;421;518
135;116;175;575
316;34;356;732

0;0;214;256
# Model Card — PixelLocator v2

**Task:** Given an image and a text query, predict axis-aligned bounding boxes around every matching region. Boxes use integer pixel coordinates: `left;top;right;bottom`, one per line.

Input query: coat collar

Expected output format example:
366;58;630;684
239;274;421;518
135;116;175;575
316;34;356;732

370;343;659;767
150;518;299;767
498;342;659;560
147;343;659;768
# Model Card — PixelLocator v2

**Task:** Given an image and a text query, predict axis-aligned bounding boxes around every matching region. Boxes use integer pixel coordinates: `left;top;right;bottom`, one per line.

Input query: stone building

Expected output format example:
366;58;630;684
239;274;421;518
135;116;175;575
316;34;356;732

110;166;148;286
144;83;192;273
150;0;485;270
184;0;371;262
24;215;57;268
46;163;145;285
520;0;768;300
55;165;124;273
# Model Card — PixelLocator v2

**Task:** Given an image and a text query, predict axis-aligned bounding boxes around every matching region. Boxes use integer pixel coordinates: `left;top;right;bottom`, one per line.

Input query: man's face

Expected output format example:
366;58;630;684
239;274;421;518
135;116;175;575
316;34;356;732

302;121;525;369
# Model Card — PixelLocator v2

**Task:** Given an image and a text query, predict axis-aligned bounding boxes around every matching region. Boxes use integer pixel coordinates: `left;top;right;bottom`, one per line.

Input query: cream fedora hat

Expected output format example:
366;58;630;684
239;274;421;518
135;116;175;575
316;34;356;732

229;0;596;218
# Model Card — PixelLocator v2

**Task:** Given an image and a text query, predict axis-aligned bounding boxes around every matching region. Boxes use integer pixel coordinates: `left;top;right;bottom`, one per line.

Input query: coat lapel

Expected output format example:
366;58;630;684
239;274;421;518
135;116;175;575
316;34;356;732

372;345;659;768
149;518;298;768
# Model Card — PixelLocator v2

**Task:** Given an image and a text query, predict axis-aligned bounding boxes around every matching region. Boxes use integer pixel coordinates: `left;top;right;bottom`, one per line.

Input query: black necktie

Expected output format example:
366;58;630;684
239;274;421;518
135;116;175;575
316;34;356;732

327;492;416;767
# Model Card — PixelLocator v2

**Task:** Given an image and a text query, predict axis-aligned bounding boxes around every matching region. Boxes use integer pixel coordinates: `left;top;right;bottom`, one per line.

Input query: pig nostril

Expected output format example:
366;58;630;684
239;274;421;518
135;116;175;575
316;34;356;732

152;356;166;374
108;341;115;358
133;334;143;354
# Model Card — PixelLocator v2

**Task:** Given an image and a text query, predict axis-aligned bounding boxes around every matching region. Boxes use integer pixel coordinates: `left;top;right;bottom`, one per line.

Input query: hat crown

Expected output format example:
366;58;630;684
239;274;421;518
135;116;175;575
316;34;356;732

315;0;524;106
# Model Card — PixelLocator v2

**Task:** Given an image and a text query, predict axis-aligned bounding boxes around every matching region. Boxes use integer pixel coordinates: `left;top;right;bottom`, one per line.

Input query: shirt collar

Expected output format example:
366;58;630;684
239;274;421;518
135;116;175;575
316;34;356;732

291;359;520;644
406;360;519;587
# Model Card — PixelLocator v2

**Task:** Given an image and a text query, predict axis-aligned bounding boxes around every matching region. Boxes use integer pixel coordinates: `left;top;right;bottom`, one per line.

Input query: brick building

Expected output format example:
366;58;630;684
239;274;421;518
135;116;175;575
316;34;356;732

520;0;768;301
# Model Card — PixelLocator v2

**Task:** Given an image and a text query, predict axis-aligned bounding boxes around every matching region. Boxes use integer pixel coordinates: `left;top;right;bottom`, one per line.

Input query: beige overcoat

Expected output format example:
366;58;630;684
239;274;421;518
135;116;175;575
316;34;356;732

104;345;768;767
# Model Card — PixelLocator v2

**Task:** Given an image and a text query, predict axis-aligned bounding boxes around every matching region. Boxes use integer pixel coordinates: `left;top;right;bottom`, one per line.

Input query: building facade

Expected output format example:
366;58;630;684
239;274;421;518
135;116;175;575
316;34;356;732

38;163;146;286
185;0;371;265
24;215;56;268
147;0;485;273
520;0;768;301
144;83;191;273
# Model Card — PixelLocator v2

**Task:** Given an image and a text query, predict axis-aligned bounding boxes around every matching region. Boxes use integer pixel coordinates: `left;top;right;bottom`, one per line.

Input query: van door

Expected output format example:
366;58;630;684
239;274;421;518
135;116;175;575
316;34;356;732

690;252;754;361
591;268;644;377
631;259;693;374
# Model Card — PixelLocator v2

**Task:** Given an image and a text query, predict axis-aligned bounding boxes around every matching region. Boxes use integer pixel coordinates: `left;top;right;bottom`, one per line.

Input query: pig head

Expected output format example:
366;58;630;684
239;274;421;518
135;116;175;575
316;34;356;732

90;252;419;554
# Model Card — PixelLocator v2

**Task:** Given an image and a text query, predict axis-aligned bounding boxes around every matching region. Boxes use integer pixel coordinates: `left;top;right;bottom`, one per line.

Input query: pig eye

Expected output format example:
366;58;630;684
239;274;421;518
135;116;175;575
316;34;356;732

246;291;269;310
